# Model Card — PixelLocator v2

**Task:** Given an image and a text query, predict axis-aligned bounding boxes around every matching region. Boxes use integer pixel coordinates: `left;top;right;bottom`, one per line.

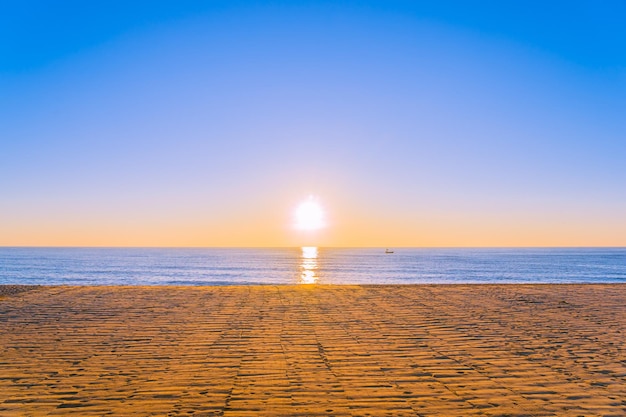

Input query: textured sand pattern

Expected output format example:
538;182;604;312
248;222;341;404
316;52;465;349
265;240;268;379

0;285;624;416
0;285;40;298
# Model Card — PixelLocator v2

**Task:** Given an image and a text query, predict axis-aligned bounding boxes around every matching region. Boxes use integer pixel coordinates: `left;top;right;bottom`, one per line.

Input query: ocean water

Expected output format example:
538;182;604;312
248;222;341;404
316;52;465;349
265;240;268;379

1;247;625;285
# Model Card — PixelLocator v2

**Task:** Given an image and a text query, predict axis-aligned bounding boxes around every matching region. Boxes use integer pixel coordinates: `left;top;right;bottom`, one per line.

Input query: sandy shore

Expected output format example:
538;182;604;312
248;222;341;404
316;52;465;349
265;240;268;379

0;285;624;416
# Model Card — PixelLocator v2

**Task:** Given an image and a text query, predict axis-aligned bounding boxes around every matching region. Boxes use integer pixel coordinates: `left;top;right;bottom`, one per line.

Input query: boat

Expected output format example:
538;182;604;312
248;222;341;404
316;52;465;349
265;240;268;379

385;249;394;254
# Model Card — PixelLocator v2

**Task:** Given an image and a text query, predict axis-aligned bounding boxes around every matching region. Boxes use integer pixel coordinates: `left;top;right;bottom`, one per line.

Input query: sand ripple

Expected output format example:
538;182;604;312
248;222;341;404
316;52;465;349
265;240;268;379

0;284;624;416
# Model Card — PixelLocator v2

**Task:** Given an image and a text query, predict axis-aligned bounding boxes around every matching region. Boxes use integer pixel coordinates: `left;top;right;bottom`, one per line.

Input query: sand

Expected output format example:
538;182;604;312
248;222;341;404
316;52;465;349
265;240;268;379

0;284;624;416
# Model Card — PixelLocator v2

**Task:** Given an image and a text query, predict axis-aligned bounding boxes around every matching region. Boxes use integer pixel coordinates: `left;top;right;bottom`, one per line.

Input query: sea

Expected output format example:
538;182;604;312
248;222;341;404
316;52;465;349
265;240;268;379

1;247;625;286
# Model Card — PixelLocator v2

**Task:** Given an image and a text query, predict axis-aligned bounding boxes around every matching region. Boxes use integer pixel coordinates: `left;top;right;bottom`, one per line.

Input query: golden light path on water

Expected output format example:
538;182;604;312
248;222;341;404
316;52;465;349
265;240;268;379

299;246;318;284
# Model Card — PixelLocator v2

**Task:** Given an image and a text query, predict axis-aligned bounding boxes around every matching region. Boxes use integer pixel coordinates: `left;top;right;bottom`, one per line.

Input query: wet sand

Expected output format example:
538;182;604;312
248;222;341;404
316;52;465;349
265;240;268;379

1;284;624;416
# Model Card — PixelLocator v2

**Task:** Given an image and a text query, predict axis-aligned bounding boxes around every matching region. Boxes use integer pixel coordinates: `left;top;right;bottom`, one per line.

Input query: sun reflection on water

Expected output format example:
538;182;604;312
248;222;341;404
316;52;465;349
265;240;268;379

300;246;318;284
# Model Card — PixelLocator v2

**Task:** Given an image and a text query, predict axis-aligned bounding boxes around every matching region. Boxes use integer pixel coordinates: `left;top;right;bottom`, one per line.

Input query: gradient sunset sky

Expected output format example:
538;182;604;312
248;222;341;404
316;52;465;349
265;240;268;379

2;1;625;247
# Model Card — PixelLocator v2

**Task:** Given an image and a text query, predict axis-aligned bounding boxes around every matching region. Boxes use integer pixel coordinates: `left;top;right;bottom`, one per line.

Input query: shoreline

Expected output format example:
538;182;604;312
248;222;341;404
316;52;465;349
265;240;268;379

2;282;625;289
1;284;624;415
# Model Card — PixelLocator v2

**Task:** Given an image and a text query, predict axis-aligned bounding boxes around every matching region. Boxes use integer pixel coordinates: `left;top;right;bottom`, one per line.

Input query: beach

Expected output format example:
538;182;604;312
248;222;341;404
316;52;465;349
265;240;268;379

1;284;624;416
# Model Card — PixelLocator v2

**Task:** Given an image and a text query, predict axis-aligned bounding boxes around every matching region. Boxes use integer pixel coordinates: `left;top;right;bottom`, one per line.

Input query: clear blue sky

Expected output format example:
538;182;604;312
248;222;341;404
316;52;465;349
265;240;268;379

1;1;625;246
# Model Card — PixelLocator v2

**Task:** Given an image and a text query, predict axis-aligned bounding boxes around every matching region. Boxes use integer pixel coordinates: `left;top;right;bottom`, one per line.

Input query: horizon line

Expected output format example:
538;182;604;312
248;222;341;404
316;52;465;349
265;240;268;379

1;245;625;249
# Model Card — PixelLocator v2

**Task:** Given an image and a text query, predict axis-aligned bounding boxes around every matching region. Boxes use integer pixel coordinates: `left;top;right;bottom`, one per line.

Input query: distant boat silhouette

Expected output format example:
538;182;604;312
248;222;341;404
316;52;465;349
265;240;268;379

385;249;394;254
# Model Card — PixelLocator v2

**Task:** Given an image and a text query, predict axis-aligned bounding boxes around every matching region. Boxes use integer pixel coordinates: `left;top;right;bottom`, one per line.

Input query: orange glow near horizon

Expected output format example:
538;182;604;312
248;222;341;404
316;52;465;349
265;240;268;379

1;196;625;247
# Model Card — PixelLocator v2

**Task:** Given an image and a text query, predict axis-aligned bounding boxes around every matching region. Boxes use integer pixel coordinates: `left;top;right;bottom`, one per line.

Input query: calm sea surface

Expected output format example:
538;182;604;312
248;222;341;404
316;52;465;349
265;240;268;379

0;247;624;285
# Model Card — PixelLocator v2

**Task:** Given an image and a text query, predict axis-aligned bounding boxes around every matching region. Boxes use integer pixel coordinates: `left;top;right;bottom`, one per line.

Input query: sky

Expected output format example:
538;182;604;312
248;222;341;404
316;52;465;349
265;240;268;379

1;0;625;247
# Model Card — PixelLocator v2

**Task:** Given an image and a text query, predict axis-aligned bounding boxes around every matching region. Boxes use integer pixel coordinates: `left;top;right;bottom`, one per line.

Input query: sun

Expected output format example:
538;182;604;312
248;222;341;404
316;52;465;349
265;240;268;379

294;196;326;231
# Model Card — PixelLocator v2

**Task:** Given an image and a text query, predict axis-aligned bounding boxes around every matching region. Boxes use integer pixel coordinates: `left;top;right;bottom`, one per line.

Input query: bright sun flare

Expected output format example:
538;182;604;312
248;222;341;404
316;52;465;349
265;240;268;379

294;197;326;231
